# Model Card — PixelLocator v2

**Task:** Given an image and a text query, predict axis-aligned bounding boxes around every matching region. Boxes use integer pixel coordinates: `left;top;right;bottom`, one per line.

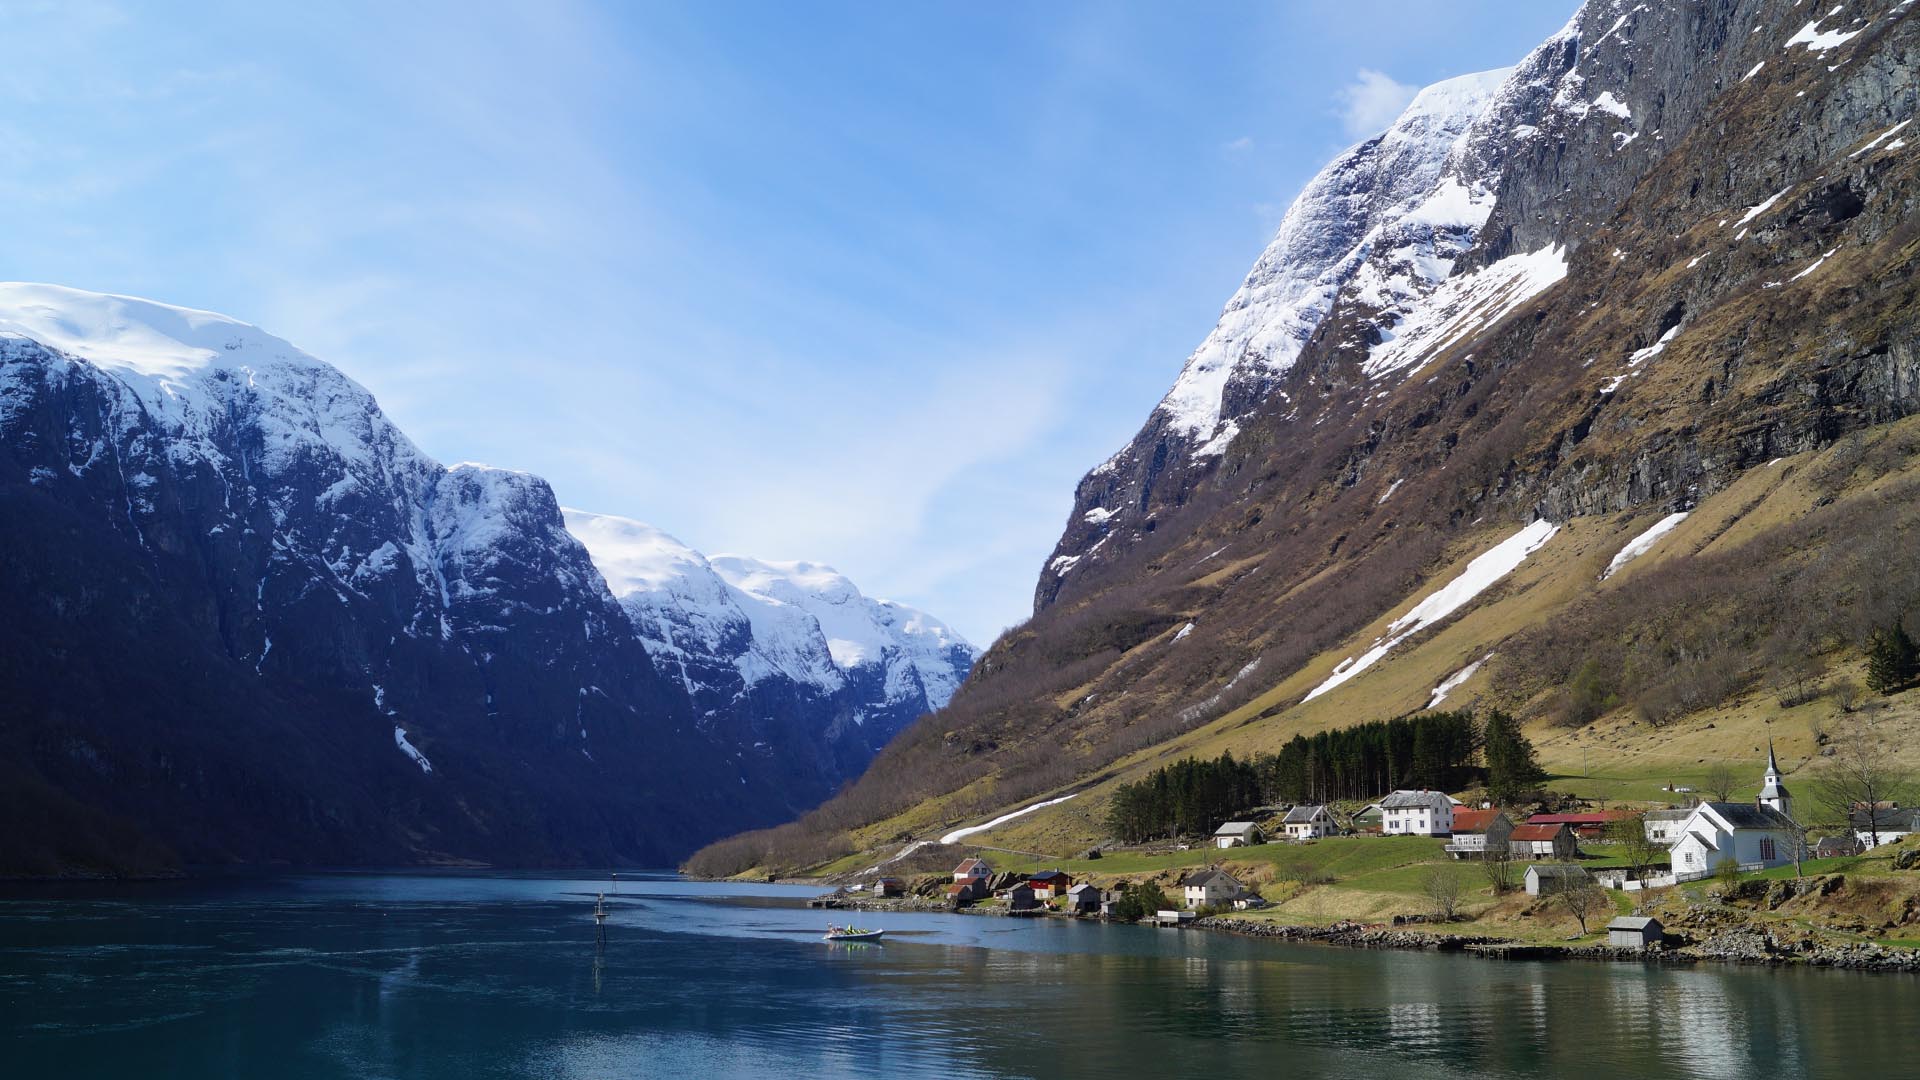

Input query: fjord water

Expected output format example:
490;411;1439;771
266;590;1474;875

2;873;1912;1078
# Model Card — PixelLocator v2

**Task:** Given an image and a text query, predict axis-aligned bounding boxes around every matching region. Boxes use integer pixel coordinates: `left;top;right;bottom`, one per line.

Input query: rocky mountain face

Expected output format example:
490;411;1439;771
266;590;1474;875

0;284;971;875
695;0;1920;874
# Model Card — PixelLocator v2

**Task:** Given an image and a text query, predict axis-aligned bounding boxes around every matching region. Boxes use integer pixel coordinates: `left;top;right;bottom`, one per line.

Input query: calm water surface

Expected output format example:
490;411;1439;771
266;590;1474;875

1;871;1913;1078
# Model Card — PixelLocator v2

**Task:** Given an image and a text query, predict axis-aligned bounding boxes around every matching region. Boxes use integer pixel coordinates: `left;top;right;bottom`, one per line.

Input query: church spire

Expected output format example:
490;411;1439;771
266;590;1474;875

1758;739;1792;817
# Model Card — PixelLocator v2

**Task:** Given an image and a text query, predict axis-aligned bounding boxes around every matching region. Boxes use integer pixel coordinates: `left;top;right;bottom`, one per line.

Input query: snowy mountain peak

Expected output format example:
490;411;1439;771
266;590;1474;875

0;282;307;381
1145;67;1512;453
563;510;976;714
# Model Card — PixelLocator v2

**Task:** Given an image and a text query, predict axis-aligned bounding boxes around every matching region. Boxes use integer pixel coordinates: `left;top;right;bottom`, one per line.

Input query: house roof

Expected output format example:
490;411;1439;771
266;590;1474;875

1644;809;1692;821
875;876;903;884
1182;867;1241;889
1528;864;1592;880
1510;823;1568;841
1283;805;1329;824
1450;809;1505;833
1527;811;1635;825
1214;821;1261;835
1381;790;1453;810
1067;882;1100;895
1850;806;1920;830
1700;802;1798;830
954;858;989;873
1608;916;1661;931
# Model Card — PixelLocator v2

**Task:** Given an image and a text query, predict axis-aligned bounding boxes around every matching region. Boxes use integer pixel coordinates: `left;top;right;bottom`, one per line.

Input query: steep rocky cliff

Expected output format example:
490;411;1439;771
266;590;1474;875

695;0;1920;874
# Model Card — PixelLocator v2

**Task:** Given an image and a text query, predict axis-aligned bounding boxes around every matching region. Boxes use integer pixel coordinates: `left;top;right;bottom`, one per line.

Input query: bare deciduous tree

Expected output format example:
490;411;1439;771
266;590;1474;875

1812;714;1916;849
1605;813;1664;882
1704;763;1738;802
1554;882;1611;935
1422;864;1466;921
1479;847;1517;895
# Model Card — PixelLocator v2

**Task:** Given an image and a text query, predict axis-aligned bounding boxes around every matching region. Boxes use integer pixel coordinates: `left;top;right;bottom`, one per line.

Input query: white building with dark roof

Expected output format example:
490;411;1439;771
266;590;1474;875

1380;790;1455;836
1667;746;1801;880
1281;805;1335;841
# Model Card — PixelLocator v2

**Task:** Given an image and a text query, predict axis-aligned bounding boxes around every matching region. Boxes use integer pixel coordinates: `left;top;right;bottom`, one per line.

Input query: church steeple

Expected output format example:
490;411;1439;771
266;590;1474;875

1758;739;1792;817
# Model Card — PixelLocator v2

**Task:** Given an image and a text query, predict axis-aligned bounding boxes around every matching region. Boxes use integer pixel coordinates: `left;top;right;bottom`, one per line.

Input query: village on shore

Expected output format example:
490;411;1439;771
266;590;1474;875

813;746;1920;971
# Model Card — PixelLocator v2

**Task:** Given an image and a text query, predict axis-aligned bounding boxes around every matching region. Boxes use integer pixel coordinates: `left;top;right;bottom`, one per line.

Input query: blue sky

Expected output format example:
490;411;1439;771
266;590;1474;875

0;0;1578;646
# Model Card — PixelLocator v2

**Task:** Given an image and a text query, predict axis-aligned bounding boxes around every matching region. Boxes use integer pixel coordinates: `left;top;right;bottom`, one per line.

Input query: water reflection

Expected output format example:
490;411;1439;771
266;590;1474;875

1;872;1915;1079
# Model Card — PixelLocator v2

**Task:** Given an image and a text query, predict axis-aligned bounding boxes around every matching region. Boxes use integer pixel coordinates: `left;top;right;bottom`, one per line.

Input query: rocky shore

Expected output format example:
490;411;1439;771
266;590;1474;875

1193;915;1920;973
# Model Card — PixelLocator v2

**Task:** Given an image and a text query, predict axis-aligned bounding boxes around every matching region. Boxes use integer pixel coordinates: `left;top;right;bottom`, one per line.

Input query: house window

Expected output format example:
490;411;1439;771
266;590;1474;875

1685;852;1696;868
1760;838;1775;861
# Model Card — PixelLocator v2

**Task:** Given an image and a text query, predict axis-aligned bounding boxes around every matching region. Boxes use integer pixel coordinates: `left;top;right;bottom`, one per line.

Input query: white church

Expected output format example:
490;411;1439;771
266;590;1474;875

1667;743;1800;880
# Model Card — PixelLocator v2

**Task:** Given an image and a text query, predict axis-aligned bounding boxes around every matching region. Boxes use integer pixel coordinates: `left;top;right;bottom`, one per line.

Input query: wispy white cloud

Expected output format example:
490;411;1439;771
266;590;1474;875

1335;68;1418;137
1223;135;1254;152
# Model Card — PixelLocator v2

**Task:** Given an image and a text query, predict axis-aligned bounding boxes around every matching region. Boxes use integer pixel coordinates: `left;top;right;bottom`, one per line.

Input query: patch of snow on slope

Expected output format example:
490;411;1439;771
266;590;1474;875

1790;249;1839;282
1785;15;1864;53
1428;654;1492;709
1363;245;1568;380
939;793;1080;845
1082;507;1115;525
1305;519;1560;702
1591;91;1632;119
1734;186;1793;228
1602;511;1689;579
1173;622;1196;642
1850;120;1910;158
394;726;434;774
1379;478;1404;504
1627;324;1681;367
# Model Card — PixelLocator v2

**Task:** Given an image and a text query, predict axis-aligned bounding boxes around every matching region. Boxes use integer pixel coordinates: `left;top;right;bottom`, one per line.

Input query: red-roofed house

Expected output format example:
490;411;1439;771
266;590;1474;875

953;858;994;884
1444;809;1513;859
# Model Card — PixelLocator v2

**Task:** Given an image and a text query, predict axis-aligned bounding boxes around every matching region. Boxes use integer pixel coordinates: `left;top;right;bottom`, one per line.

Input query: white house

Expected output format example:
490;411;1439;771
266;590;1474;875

953;857;994;884
1182;867;1243;908
1667;745;1799;880
1380;790;1455;836
1213;821;1263;848
1642;808;1691;845
1282;805;1335;841
1851;806;1920;849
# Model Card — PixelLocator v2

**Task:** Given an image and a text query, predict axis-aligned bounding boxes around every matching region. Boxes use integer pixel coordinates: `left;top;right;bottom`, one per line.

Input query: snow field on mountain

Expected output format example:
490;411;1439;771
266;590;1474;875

1603;511;1691;579
1305;519;1561;701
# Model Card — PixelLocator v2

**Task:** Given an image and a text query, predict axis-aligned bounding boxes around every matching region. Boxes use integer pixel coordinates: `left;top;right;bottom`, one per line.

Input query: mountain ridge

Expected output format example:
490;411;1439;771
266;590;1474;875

0;283;972;875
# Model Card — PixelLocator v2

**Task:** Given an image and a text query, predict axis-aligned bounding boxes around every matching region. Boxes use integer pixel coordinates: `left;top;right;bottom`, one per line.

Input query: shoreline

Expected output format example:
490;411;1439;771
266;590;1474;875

804;890;1920;974
1191;915;1920;974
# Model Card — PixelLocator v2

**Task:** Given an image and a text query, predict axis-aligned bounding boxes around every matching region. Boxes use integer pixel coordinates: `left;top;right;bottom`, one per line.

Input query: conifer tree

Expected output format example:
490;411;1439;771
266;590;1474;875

1865;622;1918;695
1482;709;1544;804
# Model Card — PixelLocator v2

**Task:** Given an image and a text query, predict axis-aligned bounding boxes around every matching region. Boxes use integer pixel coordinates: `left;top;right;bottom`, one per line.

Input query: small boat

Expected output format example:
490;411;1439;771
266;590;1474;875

823;924;885;942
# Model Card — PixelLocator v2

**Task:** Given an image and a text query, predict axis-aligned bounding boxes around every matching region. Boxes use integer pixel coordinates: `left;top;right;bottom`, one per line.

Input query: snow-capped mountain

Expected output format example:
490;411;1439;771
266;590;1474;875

0;282;970;874
564;509;974;758
1040;21;1597;606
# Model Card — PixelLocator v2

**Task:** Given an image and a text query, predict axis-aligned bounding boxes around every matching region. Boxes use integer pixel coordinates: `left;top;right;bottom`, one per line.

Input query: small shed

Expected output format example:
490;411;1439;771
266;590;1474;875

1214;821;1264;848
1525;863;1594;896
873;876;905;898
1005;883;1041;912
1607;916;1664;949
1066;882;1101;914
946;878;987;906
